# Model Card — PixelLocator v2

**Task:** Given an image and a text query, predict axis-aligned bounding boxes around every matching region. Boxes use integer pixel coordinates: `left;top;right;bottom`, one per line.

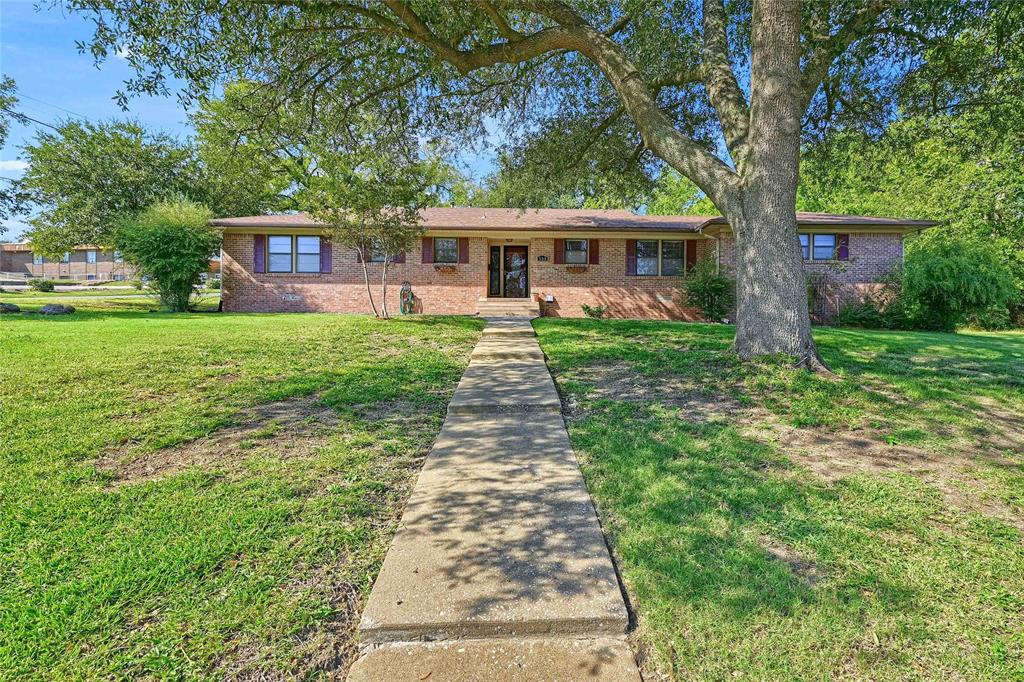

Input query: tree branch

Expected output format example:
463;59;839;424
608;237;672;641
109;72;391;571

604;13;632;37
701;0;750;172
477;0;522;40
800;1;890;107
373;0;739;205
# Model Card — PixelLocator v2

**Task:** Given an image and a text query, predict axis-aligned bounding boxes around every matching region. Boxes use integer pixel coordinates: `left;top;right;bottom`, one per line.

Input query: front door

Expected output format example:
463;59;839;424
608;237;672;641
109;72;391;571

502;246;529;298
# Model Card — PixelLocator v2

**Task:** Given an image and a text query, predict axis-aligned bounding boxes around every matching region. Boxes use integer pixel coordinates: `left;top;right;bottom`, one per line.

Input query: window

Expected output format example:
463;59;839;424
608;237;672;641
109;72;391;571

636;240;659;276
87;274;96;281
296;236;321;272
812;234;837;260
113;250;123;263
367;239;387;263
87;250;97;264
113;274;125;281
267;235;294;272
799;234;810;260
61;252;71;263
434;237;459;264
661;241;684;276
33;254;43;265
564;239;588;264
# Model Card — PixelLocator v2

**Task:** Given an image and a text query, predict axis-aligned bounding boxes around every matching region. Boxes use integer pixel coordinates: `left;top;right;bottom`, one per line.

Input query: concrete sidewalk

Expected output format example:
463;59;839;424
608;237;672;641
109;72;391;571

349;319;639;681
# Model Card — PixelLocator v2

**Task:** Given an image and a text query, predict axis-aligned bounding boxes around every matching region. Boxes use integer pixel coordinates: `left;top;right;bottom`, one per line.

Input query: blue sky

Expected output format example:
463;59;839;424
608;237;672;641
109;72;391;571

1;1;196;239
1;1;497;241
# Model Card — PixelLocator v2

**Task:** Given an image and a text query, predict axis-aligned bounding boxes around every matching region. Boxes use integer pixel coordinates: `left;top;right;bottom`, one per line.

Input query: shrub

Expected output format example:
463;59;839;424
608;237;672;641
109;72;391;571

28;279;55;292
207;277;221;290
581;303;608;319
114;199;219;312
681;258;735;322
966;304;1014;331
902;239;1016;332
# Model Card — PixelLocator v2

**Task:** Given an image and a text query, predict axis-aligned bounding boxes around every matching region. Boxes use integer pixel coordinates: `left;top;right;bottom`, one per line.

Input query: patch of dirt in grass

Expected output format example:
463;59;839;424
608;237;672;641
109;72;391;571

286;563;363;679
557;361;745;424
214;562;361;680
761;536;823;587
749;419;1024;532
96;395;339;487
970;396;1024;453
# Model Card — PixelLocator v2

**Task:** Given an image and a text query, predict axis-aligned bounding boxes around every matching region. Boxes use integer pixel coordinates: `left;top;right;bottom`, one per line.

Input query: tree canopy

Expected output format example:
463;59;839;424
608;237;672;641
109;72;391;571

20;120;205;256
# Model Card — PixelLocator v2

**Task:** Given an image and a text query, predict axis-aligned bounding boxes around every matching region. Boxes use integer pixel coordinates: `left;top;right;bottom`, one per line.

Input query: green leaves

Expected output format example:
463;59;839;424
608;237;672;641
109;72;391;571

902;239;1017;332
21;121;205;254
113;199;219;312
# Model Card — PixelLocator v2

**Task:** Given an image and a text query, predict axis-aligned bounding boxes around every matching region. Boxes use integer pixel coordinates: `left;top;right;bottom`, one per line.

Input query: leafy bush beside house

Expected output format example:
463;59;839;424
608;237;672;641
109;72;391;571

681;259;735;322
837;240;1017;332
901;239;1016;332
27;279;55;292
114;200;220;312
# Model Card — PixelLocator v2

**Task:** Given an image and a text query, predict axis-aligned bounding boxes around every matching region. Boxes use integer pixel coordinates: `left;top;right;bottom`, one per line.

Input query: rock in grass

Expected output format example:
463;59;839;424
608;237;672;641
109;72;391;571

38;303;76;315
0;302;20;314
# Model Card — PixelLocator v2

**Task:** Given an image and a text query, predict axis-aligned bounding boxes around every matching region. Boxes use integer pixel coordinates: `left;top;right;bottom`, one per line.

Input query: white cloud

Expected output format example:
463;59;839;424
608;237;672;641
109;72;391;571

0;160;29;173
116;45;133;61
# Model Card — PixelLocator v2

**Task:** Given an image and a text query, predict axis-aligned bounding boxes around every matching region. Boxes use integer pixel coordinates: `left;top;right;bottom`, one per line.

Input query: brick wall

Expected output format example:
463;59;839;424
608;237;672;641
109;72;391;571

530;237;710;320
221;233;489;314
222;230;903;320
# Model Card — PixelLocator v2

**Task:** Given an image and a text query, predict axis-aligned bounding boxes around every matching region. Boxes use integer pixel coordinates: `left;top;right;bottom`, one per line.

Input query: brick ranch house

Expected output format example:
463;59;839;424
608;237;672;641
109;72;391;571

0;242;137;282
212;208;936;319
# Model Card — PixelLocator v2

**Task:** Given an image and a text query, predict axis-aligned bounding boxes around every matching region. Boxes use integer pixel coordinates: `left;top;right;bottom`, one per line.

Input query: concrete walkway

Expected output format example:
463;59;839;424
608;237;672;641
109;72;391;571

348;319;639;681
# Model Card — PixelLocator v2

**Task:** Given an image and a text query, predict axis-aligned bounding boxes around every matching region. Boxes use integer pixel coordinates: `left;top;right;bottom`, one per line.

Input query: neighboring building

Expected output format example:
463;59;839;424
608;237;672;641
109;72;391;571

212;208;936;320
0;243;137;282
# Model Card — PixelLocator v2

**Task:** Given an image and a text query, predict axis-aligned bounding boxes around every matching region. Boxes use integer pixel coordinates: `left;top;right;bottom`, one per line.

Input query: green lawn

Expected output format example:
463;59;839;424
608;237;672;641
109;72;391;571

535;319;1024;681
2;289;220;312
0;305;483;678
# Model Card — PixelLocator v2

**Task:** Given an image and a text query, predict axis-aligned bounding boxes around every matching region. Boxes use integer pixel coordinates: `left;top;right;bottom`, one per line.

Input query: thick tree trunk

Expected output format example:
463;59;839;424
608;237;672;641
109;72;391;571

730;0;825;370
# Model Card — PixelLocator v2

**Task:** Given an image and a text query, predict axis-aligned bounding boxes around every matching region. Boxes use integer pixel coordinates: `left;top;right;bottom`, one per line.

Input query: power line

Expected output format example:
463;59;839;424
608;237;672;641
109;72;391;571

16;93;89;121
0;106;60;131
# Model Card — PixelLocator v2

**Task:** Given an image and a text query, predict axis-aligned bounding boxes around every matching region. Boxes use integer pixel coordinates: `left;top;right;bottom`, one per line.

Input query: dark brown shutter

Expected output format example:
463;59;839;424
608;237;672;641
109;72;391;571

253;234;265;273
589;239;599;265
553;239;564;264
685;240;699;271
320;237;332;273
393;250;406;263
837;233;850;261
625;239;637;276
421;237;433;264
458;237;469;264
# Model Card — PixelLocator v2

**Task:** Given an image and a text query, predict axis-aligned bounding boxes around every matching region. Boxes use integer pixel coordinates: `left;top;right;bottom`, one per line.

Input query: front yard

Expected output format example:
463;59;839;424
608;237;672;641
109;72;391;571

535;319;1024;680
0;303;483;678
3;301;1021;680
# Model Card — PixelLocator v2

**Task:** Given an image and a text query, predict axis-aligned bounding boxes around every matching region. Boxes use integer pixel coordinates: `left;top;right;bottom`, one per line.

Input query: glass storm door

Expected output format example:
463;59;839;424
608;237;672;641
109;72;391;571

503;246;528;298
488;246;501;297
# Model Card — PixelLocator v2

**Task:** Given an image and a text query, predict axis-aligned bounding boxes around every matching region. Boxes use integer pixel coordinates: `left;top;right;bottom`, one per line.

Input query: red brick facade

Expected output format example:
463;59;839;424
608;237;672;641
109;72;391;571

221;227;909;320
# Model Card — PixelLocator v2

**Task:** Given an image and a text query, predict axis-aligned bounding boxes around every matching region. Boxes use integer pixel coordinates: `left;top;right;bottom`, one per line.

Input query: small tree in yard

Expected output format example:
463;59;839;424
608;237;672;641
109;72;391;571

682;259;735;322
305;145;437;320
114;200;219;312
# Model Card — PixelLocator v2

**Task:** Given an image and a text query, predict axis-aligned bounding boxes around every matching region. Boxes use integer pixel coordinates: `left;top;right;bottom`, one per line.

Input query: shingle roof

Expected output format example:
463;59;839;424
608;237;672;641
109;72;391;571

210;208;938;232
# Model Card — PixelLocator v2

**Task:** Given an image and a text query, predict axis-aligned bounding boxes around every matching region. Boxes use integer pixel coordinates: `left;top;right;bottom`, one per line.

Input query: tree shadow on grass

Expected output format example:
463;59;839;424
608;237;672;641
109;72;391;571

571;400;922;623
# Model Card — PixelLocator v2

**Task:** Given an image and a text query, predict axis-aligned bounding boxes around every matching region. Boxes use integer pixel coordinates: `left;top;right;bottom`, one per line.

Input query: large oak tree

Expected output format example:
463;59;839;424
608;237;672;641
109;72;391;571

64;0;1020;365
